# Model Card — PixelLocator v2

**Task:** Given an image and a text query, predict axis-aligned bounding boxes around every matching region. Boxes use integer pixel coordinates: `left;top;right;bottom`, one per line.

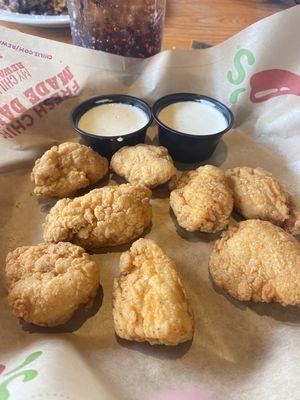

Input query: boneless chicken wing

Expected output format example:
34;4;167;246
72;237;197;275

43;184;152;249
111;144;176;188
170;165;233;233
210;219;300;306
6;242;100;327
31;142;108;198
226;167;300;235
113;239;194;345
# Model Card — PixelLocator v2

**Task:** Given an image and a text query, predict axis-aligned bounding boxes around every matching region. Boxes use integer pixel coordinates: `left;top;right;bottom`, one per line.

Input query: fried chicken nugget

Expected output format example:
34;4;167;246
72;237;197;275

110;144;176;188
31;142;108;198
6;242;100;327
113;239;194;345
43;184;152;249
210;220;300;306
168;169;195;191
170;165;233;233
226;167;300;235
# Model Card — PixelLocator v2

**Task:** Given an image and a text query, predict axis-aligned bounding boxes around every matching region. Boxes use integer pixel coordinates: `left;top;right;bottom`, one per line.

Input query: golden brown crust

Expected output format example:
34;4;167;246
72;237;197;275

31;142;108;198
282;194;300;235
112;238;194;345
110;144;176;188
43;184;152;249
209;219;300;306
170;165;233;233
226;167;300;235
6;242;100;327
168;169;195;191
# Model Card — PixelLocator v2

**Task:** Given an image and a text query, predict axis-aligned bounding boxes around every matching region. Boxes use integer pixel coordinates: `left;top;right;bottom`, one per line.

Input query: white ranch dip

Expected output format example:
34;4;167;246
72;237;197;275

158;100;228;135
78;103;149;136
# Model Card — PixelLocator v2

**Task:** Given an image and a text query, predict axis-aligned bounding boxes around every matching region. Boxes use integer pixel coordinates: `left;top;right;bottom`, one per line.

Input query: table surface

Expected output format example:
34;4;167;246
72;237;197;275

0;0;297;49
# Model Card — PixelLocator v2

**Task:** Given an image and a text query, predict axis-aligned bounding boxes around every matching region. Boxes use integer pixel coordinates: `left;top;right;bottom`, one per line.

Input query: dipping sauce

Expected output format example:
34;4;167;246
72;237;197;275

78;103;149;136
158;100;228;135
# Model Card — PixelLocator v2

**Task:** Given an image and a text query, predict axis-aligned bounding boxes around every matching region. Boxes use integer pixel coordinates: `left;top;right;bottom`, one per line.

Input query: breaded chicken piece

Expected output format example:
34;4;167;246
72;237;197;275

6;242;100;327
210;220;300;306
168;169;194;191
31;142;108;198
283;195;300;235
113;239;194;345
110;144;176;188
170;165;233;233
43;184;152;249
226;167;300;235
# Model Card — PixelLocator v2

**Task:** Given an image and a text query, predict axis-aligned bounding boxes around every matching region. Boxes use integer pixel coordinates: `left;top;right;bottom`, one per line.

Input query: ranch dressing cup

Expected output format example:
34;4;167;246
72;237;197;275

71;95;153;159
152;93;234;163
67;0;166;58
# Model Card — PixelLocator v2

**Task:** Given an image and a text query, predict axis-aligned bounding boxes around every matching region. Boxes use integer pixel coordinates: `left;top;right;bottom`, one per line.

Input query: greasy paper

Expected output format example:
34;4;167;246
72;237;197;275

1;6;300;400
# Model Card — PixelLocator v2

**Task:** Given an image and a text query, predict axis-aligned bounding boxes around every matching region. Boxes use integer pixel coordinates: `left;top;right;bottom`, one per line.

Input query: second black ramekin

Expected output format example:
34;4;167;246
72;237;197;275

152;93;234;163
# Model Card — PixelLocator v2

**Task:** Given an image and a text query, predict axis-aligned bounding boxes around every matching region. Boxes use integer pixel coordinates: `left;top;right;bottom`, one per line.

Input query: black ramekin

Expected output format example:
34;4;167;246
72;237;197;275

71;95;153;159
152;93;234;163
